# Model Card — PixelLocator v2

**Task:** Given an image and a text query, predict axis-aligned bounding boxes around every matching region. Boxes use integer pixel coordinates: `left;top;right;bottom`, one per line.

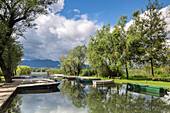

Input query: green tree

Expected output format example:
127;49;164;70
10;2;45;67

141;0;167;79
16;66;31;75
0;0;57;82
68;50;77;76
87;24;114;77
1;39;23;80
59;55;67;75
73;45;87;76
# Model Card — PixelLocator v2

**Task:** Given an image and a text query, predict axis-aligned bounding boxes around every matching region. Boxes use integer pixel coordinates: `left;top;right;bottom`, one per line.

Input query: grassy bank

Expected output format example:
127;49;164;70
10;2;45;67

114;79;170;89
82;75;170;89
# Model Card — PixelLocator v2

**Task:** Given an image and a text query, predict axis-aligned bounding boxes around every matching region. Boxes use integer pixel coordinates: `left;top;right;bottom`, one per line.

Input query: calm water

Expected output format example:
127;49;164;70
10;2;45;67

3;80;170;113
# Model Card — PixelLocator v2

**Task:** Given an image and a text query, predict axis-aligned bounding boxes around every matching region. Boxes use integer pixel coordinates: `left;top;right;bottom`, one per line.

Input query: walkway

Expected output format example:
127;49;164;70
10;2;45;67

0;80;22;109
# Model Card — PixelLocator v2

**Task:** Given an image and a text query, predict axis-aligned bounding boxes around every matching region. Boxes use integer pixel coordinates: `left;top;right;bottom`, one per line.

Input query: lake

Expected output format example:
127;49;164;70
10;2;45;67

3;80;170;113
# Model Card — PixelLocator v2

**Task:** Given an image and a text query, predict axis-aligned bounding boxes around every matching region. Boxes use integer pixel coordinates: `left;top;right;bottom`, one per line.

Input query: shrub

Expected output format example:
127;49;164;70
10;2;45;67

46;68;64;74
154;68;163;75
16;66;31;75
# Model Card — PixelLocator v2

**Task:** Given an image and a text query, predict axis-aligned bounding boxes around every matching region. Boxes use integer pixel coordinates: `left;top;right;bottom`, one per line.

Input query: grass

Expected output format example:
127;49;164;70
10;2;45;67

82;75;170;89
114;79;170;89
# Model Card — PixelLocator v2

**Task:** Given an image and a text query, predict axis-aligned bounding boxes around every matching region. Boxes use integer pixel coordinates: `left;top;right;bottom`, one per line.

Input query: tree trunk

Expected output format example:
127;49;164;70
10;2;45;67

1;66;12;83
0;57;12;83
117;67;119;77
69;67;72;75
77;68;80;76
74;67;76;76
151;58;154;79
125;63;129;80
4;71;12;83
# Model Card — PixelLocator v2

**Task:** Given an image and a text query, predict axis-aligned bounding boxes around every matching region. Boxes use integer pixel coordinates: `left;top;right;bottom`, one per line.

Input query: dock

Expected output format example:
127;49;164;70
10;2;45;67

0;79;60;110
0;80;21;110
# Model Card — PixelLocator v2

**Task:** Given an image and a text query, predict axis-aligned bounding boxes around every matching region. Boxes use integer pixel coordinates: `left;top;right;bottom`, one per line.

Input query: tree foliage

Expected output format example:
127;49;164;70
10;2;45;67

0;0;57;82
59;45;87;76
87;0;168;79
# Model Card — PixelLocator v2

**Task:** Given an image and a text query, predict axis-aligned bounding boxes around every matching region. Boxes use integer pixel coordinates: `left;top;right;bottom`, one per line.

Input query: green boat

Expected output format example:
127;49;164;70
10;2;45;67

127;83;168;94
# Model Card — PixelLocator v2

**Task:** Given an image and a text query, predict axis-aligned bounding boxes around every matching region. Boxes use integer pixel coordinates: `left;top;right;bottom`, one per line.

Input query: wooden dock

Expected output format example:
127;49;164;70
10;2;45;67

93;80;114;86
0;80;21;110
0;79;60;110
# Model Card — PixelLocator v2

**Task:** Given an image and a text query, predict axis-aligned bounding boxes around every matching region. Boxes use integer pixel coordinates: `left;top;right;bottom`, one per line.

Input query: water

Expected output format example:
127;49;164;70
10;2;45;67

3;81;170;113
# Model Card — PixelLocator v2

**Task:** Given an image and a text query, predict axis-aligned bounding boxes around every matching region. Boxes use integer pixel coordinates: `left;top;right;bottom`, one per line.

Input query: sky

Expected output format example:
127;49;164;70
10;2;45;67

20;0;170;61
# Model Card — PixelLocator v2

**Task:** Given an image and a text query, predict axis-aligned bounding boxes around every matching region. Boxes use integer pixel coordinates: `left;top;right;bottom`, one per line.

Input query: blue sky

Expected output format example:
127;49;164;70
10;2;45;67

59;0;170;25
21;0;170;61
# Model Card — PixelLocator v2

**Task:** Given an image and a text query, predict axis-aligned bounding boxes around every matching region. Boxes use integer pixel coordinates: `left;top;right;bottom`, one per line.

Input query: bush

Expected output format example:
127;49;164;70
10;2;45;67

16;66;31;75
154;68;163;75
46;68;64;74
80;69;95;76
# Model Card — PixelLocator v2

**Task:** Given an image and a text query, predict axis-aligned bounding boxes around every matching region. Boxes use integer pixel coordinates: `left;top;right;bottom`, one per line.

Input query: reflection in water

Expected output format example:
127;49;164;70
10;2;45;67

4;81;170;113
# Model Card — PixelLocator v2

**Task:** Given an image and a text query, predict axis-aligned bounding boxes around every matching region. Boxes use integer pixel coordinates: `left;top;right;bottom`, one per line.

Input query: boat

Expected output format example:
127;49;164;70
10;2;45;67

127;83;168;94
93;80;114;85
77;77;101;83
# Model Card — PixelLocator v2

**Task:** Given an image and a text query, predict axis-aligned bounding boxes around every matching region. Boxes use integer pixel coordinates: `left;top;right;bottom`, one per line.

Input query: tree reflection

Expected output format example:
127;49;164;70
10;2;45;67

61;81;170;113
7;94;22;113
61;81;87;108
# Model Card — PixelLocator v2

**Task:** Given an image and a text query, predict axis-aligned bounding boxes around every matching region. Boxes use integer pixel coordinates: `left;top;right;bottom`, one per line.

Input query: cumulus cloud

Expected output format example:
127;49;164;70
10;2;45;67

125;5;170;32
20;10;100;61
49;0;65;13
73;9;80;13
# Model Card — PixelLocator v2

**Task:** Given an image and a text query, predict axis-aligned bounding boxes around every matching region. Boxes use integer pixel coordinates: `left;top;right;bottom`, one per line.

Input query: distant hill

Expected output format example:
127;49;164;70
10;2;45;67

20;59;60;68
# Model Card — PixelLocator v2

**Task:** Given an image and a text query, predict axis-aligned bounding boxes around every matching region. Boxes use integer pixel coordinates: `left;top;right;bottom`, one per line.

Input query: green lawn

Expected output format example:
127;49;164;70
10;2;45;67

83;75;170;89
114;79;170;89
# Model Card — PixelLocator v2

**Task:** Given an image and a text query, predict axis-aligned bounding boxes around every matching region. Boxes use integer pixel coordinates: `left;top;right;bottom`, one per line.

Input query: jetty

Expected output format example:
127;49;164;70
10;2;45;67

0;79;60;110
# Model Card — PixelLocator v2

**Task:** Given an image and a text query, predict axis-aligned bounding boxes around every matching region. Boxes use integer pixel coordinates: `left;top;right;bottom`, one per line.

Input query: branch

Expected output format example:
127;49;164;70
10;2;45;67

14;7;30;24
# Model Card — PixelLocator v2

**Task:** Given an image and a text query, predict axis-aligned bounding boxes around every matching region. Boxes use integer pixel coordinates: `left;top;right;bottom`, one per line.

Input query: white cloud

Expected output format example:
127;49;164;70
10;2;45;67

125;5;170;32
49;0;65;13
20;12;100;61
73;9;80;13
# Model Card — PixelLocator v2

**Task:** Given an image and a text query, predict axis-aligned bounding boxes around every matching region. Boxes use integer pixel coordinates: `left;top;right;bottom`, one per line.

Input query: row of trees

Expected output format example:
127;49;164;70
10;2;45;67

60;0;169;79
0;0;57;82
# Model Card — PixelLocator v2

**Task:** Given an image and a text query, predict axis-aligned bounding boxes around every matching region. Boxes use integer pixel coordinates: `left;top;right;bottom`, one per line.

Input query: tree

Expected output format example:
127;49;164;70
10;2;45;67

59;55;67;75
68;50;77;76
141;0;167;79
0;0;57;82
0;38;23;81
113;15;132;79
73;45;87;76
87;24;113;77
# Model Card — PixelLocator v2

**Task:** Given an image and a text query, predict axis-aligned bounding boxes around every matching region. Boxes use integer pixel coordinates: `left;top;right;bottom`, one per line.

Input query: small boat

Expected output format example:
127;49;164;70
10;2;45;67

77;77;101;83
127;83;168;94
93;80;114;85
